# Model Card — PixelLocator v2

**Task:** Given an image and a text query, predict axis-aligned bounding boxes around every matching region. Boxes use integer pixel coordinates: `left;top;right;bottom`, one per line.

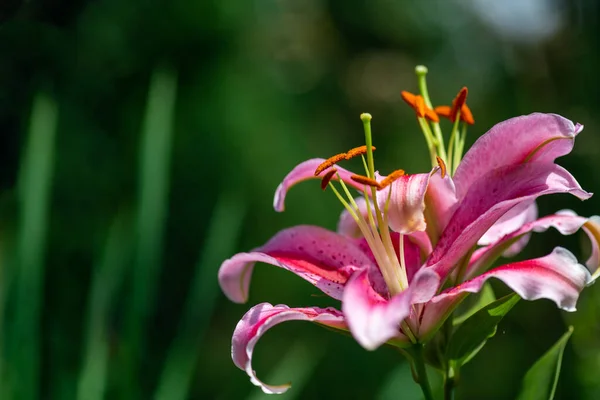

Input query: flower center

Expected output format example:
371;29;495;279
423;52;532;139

314;66;476;295
315;115;409;296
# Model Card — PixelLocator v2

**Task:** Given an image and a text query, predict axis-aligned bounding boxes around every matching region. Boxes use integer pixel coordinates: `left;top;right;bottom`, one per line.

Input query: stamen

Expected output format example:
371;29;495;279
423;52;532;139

350;174;382;189
450;87;468;123
435;104;474;125
433;105;451;118
314;153;347;176
314;146;377;176
378;169;405;190
436;156;447;179
345;145;375;160
401;91;439;122
461;104;475;125
320;168;338;190
415;95;426;118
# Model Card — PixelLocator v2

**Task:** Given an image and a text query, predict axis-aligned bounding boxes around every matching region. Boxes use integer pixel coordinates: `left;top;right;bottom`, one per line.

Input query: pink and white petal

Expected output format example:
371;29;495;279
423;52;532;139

274;158;364;212
337;197;375;238
232;303;347;394
428;162;592;279
583;216;600;281
454;113;581;199
342;268;440;350
441;247;589;312
408;230;434;261
377;172;430;234
424;169;459;241
466;211;592;280
478;200;538;247
218;225;377;303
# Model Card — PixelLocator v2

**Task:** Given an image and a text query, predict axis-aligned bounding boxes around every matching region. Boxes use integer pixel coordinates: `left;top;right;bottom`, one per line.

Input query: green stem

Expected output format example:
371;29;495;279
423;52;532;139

413;344;434;400
444;372;455;400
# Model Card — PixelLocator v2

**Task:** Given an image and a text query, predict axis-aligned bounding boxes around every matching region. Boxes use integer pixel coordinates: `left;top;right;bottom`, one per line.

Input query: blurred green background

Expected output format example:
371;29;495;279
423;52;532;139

0;0;599;399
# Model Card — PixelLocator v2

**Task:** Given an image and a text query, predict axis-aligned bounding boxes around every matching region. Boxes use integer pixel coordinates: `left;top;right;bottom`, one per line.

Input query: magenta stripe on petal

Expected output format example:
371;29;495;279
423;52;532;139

437;247;589;312
218;225;378;303
232;303;346;394
273;158;364;212
454;113;581;199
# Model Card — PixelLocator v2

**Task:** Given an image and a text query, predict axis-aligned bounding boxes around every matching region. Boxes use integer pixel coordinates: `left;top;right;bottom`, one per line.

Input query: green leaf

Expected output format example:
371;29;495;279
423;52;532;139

516;326;574;400
453;282;496;325
446;293;520;365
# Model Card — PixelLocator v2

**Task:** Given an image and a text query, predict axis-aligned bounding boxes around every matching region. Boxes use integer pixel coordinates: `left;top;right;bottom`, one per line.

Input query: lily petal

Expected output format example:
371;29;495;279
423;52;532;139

444;247;588;310
342;268;440;350
218;225;379;303
421;247;589;340
454;113;582;199
583;216;600;280
428;162;591;278
274;158;364;212
232;303;346;394
424;169;459;242
468;211;600;281
376;168;457;240
478;200;538;256
377;173;430;234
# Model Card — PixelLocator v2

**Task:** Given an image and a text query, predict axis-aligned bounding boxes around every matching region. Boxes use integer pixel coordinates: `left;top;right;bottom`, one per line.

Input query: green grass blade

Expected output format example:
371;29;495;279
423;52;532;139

154;192;246;400
9;92;58;399
126;66;177;378
77;213;132;400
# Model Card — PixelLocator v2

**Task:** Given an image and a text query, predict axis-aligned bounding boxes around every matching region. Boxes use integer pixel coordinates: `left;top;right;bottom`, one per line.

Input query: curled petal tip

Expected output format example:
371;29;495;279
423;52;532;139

273;184;285;212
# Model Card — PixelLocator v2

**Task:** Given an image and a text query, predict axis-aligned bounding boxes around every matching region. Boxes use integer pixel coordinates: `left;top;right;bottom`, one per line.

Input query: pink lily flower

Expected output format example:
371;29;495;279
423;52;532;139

219;104;596;392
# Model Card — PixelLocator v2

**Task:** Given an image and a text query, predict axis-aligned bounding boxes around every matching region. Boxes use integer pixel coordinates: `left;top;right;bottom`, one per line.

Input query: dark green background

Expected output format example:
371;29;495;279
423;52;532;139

0;0;599;399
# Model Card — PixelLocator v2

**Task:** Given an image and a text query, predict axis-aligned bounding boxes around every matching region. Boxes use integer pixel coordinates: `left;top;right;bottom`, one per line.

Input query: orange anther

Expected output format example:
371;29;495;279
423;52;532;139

415;95;426;118
436;156;447;179
425;107;440;122
315;146;377;176
460;104;474;125
345;145;376;160
314;153;346;176
401;91;417;107
321;168;338;190
401;91;439;122
434;88;474;125
350;174;382;190
450;87;468;123
434;105;451;119
378;169;406;190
